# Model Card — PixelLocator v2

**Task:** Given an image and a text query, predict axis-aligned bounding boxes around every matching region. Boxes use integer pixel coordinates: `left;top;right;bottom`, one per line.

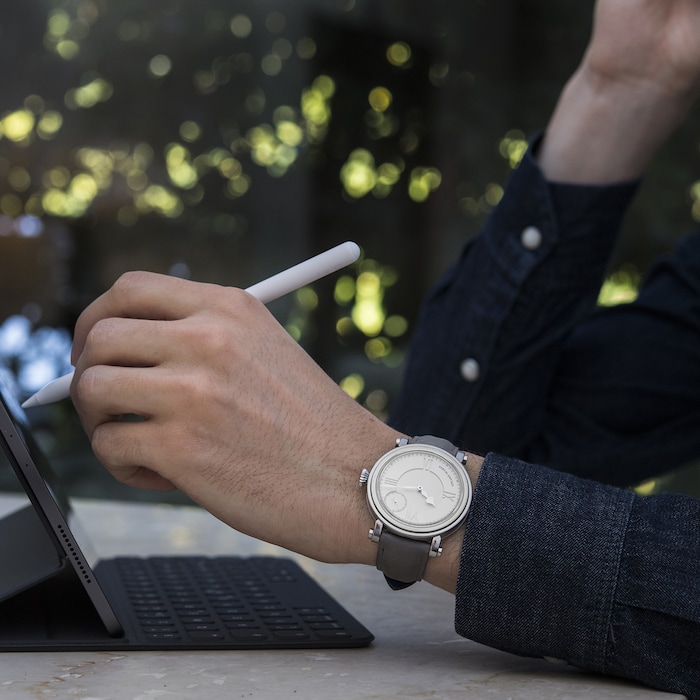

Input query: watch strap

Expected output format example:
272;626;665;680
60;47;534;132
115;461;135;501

410;435;461;457
376;531;431;584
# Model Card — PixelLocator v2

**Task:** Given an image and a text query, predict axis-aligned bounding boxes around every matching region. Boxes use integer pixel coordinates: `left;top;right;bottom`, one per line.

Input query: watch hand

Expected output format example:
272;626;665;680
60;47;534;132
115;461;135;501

416;485;436;506
395;484;437;506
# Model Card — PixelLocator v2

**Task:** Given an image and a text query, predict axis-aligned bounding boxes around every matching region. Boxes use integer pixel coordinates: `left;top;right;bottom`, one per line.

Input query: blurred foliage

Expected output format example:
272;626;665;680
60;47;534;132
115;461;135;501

0;0;698;499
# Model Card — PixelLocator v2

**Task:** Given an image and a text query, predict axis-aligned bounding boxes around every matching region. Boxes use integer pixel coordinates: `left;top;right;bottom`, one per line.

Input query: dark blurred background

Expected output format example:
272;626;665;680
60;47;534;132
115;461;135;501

1;0;698;502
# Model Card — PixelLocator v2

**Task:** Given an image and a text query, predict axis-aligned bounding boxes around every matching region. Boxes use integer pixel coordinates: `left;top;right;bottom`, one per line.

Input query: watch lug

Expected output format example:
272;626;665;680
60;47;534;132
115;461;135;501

429;535;443;558
369;519;383;543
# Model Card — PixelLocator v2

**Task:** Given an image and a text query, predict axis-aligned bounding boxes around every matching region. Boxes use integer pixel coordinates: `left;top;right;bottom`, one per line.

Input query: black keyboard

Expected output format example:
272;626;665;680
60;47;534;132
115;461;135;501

97;556;374;649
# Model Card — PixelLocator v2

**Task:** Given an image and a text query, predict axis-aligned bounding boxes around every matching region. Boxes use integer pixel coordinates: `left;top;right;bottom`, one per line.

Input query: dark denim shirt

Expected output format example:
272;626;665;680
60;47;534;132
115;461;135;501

390;144;700;698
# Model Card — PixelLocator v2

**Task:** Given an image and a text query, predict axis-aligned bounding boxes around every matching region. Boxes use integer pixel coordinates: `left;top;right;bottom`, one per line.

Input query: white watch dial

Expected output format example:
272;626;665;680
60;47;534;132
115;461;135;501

367;444;471;538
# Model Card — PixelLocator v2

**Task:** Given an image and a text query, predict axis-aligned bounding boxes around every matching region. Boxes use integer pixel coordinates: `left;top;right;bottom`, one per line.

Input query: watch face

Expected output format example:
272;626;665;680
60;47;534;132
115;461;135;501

366;444;472;539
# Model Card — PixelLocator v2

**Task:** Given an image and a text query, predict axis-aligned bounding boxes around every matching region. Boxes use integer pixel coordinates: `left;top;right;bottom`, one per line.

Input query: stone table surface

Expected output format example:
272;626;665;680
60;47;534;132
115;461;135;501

0;494;684;700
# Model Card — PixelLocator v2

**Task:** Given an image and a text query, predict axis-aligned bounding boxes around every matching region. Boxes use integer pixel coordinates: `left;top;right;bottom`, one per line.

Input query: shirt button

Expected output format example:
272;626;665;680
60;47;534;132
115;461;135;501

460;358;480;382
521;226;542;250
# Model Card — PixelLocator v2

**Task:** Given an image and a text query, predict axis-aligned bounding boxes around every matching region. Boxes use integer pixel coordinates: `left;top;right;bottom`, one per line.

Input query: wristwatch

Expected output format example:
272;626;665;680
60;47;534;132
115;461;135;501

359;435;472;587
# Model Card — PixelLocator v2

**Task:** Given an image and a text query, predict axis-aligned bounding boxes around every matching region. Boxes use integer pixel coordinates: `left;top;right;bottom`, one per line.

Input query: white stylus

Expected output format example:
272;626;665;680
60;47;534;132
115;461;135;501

21;241;361;409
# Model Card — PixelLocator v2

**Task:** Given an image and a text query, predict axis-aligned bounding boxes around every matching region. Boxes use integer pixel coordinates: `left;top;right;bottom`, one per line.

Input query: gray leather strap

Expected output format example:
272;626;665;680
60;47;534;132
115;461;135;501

376;531;431;584
411;435;460;456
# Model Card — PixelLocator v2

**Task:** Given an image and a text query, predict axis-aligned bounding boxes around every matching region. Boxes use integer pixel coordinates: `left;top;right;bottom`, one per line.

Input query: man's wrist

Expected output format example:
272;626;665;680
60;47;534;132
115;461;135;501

538;64;694;184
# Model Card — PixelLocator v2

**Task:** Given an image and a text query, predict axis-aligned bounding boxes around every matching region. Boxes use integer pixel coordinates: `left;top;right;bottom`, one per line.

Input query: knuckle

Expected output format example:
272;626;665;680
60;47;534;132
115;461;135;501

197;323;232;356
89;423;115;468
73;366;101;404
90;424;141;486
107;270;153;308
112;270;149;294
85;317;118;349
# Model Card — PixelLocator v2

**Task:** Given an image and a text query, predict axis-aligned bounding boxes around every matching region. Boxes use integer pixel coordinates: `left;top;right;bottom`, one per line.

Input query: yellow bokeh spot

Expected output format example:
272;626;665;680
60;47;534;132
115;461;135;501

179;121;201;142
352;298;384;337
47;10;71;37
690;180;700;222
126;169;148;191
0;194;23;216
297;37;316;60
8;167;31;191
356;270;381;297
166;144;198;189
2;110;36;142
46;167;71;188
313;75;335;99
386;42;411;67
168;161;197;189
41;189;76;217
341;149;377;199
340;373;365;399
67;78;113;109
276;120;303;147
247;124;296;172
25;194;43;217
598;266;640;306
56;40;80;59
37;111;63;139
365;336;392;360
377;162;402;186
408;166;442;202
335;316;355;336
295;286;318;311
334;275;356;305
226;174;250;197
69;173;98;202
219;157;243;179
365;389;389;413
137;185;184;218
230;14;253;38
635;479;657;496
301;76;335;132
499;130;528;169
484;183;504;207
384;314;408;337
149;54;172;78
368;86;392;112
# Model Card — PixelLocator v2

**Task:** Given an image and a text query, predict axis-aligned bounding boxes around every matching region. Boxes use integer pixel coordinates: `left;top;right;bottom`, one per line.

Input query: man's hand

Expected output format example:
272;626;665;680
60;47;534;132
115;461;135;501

71;271;395;566
70;270;482;593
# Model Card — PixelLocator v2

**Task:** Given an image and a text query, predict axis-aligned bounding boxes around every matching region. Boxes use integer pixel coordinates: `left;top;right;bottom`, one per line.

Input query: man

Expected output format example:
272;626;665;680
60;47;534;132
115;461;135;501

70;1;700;696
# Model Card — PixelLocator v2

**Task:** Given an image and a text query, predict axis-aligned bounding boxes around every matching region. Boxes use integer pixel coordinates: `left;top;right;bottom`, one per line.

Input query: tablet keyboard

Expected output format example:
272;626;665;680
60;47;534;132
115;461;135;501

99;556;373;649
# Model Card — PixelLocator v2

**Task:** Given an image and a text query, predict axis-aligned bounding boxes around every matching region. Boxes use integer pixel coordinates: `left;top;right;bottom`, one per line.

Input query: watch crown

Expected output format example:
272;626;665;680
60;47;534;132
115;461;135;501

358;468;370;487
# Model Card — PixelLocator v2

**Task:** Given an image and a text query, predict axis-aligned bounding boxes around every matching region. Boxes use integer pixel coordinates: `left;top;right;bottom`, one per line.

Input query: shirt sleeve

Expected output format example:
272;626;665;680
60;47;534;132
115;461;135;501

455;453;700;699
390;137;700;486
390;137;638;452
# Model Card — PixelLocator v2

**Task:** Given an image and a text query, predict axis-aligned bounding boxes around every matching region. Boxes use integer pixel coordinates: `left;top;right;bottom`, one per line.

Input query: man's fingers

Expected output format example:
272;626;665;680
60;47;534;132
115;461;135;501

72;271;227;364
75;316;174;371
90;419;177;492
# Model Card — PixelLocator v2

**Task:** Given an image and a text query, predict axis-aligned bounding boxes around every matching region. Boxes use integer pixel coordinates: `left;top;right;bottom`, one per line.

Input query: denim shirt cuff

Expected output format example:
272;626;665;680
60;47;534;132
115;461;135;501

454;453;634;670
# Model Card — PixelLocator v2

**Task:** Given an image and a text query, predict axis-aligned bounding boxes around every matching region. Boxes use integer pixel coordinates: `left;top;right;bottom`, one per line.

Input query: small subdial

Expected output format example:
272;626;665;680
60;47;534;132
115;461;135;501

384;490;408;513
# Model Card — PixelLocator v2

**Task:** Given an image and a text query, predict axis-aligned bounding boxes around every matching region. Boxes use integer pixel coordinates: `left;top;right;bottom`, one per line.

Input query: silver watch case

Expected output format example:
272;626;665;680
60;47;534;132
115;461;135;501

361;442;472;542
